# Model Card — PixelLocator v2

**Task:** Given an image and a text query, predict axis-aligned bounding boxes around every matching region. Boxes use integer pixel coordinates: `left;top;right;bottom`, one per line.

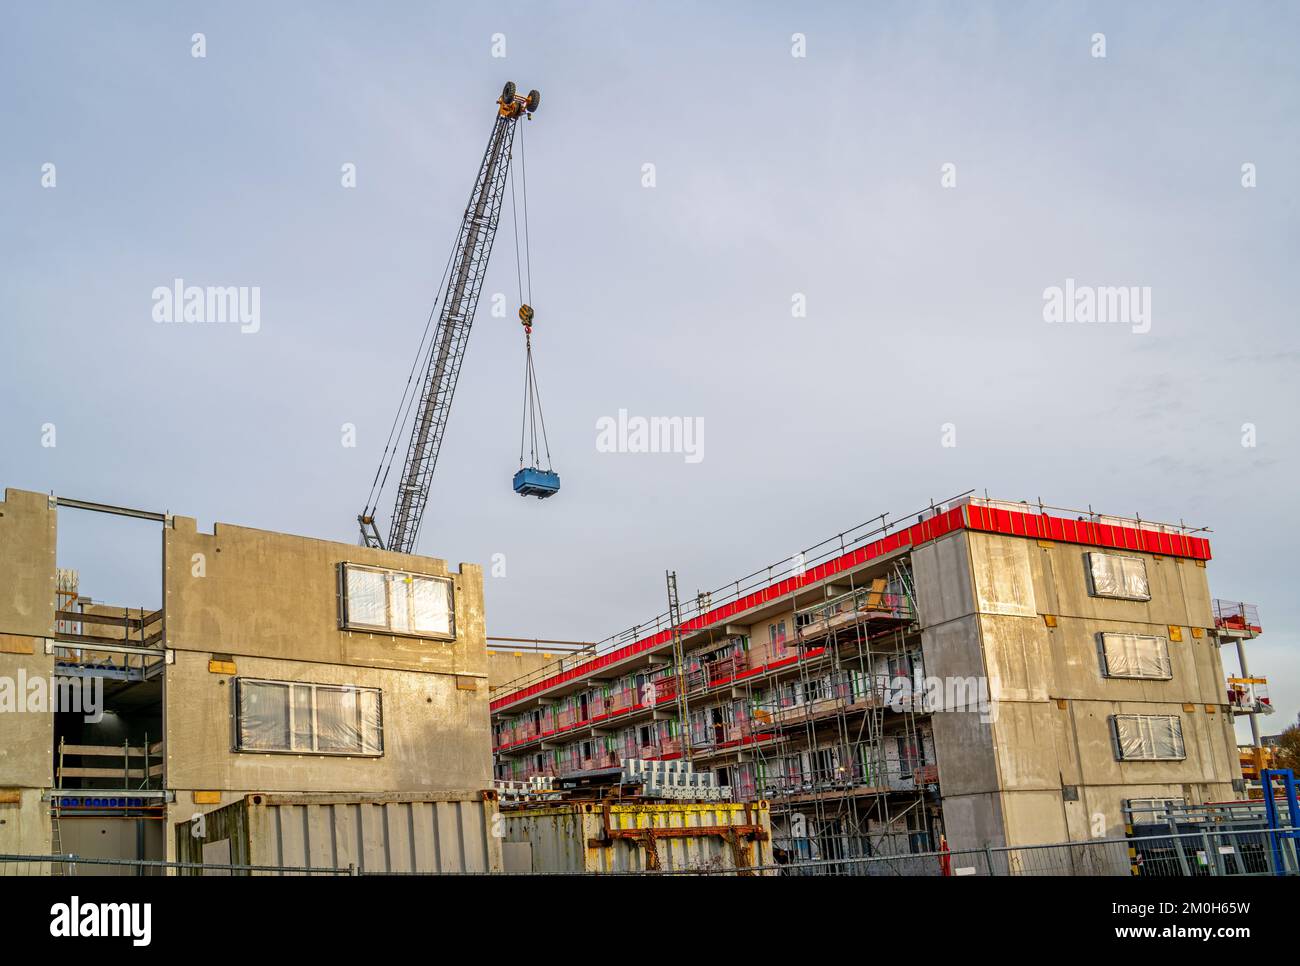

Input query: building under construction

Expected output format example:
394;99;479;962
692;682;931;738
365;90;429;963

490;494;1266;862
0;487;493;870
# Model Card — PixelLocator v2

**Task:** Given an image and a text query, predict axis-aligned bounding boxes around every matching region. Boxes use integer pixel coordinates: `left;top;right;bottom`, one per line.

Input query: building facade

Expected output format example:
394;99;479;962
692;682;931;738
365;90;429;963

0;487;491;867
490;496;1248;859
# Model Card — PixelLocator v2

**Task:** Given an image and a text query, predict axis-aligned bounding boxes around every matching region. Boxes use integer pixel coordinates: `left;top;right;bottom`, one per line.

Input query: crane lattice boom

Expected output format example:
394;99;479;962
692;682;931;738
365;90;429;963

360;82;539;553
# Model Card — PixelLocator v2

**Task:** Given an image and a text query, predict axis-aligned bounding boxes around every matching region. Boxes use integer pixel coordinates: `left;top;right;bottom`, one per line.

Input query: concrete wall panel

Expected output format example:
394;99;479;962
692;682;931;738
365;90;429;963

164;649;492;793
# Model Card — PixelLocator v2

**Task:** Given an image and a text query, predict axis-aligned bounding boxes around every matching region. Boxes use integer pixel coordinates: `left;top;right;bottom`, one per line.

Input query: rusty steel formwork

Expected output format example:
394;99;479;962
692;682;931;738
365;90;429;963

500;800;772;874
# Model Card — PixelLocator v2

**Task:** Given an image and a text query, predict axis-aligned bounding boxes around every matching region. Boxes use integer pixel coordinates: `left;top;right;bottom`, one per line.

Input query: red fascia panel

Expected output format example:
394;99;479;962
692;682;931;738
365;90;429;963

491;504;1210;712
963;504;1211;561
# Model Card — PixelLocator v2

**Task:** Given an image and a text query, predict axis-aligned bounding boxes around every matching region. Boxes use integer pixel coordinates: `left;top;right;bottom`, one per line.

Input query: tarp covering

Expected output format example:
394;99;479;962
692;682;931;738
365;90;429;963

342;564;454;638
237;680;291;750
1088;553;1151;601
411;575;453;635
1114;714;1184;761
1101;633;1171;679
237;679;383;755
344;567;388;627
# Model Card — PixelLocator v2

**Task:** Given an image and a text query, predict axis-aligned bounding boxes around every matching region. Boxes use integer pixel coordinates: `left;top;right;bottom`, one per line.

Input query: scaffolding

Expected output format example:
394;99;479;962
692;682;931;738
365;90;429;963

670;555;936;869
489;495;974;842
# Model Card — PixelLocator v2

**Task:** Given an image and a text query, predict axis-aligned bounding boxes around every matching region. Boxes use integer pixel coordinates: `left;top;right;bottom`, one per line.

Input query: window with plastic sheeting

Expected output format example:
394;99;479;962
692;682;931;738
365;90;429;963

235;678;383;756
1087;553;1151;601
339;562;455;640
1112;714;1185;761
234;680;291;751
1101;633;1172;680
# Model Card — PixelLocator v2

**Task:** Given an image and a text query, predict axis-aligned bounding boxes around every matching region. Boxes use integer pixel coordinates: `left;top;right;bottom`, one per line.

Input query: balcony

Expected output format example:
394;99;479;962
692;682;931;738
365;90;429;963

796;582;912;641
688;652;748;691
653;737;683;758
580;750;619;771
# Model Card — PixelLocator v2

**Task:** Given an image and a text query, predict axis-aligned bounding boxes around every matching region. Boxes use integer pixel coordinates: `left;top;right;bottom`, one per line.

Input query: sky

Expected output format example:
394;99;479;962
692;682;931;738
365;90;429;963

1;1;1297;741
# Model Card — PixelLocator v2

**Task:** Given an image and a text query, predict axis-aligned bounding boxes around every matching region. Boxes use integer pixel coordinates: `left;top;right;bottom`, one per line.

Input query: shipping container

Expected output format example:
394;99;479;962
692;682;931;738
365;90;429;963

501;800;772;874
175;791;502;875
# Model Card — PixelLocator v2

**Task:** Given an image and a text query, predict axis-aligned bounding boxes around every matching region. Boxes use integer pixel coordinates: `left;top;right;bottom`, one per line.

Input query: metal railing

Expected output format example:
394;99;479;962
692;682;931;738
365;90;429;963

0;853;353;876
3;827;1294;877
491;493;1215;705
491;491;978;700
1213;599;1262;632
765;826;1298;878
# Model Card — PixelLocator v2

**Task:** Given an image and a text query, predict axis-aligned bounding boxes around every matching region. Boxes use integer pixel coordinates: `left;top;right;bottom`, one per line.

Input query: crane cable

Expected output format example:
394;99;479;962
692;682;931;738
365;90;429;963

362;232;459;525
519;328;553;470
510;121;552;472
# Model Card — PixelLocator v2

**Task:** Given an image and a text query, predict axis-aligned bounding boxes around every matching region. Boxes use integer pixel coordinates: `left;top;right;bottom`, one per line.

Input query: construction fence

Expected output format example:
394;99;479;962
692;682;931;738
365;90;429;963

2;826;1296;877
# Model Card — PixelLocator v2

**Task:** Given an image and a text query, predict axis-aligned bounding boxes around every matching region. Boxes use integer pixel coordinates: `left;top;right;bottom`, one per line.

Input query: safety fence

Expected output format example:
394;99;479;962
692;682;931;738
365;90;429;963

770;826;1297;877
2;827;1294;876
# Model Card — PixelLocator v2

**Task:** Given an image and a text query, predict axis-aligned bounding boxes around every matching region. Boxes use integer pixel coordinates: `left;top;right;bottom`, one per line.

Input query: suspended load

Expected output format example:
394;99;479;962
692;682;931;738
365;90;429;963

514;303;560;498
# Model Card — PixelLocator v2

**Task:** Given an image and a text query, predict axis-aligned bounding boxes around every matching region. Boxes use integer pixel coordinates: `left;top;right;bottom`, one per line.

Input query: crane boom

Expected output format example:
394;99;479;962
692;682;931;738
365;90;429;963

360;82;539;553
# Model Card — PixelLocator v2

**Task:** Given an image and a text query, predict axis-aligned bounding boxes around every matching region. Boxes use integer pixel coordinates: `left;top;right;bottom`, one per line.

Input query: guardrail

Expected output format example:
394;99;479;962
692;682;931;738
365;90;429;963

4;827;1293;877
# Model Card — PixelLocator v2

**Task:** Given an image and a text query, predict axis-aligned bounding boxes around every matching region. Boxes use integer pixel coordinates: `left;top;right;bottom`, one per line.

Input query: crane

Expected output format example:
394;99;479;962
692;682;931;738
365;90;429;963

359;81;544;553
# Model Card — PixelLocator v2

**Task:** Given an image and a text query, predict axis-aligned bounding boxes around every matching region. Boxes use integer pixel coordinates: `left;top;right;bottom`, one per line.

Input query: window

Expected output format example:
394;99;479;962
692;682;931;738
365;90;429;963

1087;553;1151;601
897;735;926;770
768;620;788;655
339;563;455;639
1112;714;1184;761
234;678;383;756
1101;633;1172;679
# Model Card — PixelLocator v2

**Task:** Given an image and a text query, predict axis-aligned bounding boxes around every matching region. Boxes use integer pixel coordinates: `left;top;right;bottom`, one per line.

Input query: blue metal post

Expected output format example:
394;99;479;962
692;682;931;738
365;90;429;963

1261;768;1298;875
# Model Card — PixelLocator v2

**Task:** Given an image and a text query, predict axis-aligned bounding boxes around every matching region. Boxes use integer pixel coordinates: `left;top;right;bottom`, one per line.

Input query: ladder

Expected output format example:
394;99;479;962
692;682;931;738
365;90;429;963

51;740;67;876
665;571;693;765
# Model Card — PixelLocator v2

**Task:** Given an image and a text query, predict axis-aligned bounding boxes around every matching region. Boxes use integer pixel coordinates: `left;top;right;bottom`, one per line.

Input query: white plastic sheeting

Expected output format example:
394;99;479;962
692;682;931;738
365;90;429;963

1087;553;1151;601
1101;633;1172;679
341;563;455;638
1113;714;1185;761
344;567;388;627
236;678;383;755
411;575;453;635
237;679;292;750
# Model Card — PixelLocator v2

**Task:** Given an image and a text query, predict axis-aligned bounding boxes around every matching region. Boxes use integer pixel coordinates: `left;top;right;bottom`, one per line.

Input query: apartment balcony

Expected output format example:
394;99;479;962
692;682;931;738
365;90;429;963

761;765;884;803
758;692;880;729
752;676;920;731
796;583;913;642
580;750;619;771
913;764;939;786
688;653;747;690
653;738;684;758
